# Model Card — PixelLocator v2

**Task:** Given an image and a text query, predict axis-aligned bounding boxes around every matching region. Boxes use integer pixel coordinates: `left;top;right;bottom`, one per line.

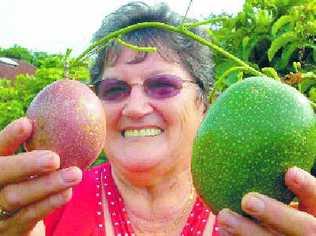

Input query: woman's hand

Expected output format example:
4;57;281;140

217;167;316;236
0;117;82;236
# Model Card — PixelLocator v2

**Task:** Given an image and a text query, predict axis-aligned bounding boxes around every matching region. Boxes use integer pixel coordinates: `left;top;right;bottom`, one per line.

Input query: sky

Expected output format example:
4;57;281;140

0;0;245;56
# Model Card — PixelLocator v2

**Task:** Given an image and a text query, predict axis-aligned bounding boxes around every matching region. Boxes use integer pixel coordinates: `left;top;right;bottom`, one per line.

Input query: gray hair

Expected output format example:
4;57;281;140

90;1;214;107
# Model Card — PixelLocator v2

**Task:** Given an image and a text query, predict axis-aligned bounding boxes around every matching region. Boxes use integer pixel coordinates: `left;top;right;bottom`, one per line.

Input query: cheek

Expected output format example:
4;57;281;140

179;105;201;137
163;97;203;137
103;104;122;134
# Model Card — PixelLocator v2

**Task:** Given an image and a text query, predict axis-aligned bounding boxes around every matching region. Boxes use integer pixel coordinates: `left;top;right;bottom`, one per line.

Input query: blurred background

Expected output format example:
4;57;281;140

0;0;315;165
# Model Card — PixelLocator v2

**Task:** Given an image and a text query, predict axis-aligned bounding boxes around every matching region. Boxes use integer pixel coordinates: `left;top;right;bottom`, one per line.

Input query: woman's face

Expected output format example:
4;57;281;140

100;48;205;176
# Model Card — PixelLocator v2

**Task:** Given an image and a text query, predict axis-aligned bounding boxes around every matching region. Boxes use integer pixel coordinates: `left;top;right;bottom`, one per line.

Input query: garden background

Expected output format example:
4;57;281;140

0;0;315;165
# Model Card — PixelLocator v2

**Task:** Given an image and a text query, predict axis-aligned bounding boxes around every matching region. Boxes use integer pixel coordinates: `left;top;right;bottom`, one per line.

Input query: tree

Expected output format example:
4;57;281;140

208;0;316;101
0;44;33;63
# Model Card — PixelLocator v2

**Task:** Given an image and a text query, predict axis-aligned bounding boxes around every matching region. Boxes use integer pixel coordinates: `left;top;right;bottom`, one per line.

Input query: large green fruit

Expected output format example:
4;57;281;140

192;76;316;215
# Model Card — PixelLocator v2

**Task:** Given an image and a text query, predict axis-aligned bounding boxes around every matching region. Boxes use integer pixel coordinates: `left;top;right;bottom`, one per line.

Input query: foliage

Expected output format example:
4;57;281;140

208;0;316;102
1;0;315;165
91;150;108;167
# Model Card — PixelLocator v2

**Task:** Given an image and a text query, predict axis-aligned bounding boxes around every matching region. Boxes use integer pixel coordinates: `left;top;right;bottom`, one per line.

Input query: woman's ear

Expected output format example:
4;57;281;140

197;101;208;125
203;102;209;114
200;104;208;123
194;95;207;116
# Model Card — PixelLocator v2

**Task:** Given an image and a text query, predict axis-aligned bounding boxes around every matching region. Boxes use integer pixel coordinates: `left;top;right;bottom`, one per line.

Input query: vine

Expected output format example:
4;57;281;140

73;21;265;78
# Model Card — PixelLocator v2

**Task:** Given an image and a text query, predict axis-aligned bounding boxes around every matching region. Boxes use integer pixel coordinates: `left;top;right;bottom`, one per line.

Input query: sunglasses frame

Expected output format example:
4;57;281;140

89;75;198;102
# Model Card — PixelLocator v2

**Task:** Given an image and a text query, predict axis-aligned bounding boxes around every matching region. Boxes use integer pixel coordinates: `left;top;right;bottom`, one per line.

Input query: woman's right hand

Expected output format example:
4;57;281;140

0;117;82;235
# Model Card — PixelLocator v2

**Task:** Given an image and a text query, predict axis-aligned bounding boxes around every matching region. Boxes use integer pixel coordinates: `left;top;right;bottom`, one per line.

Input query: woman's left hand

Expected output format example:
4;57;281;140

217;167;316;235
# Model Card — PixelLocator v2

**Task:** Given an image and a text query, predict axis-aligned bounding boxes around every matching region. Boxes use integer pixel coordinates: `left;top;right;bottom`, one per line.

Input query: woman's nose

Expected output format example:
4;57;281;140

121;86;153;119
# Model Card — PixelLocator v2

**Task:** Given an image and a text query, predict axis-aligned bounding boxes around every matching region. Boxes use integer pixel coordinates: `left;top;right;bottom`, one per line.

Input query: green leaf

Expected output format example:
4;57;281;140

300;72;316;93
308;87;316;102
215;66;247;91
276;42;299;69
271;15;294;36
242;35;270;61
305;44;316;63
255;10;274;33
306;20;316;35
261;67;281;80
302;71;316;80
268;31;297;61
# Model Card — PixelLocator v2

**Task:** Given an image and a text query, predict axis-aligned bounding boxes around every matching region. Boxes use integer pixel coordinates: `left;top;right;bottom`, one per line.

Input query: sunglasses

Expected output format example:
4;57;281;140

91;75;198;102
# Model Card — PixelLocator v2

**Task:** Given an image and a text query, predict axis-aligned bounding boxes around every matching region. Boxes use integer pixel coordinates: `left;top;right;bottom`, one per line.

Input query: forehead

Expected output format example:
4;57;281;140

102;47;187;77
104;39;181;65
113;48;149;65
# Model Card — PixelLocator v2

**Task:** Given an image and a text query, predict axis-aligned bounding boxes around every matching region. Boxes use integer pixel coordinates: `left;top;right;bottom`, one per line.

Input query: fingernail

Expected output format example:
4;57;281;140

217;209;240;234
242;193;265;215
38;152;59;170
290;167;306;188
61;167;82;183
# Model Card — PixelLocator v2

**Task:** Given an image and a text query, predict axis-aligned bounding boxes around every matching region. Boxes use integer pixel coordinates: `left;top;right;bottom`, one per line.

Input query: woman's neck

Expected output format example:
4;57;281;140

110;164;197;235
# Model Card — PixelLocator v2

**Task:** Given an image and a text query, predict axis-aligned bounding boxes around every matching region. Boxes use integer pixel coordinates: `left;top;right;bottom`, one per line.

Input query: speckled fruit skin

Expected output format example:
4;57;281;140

25;79;106;170
192;76;316;215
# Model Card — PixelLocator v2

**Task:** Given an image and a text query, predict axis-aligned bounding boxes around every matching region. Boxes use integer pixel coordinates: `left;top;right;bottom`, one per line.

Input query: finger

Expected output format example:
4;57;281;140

285;167;316;215
0;117;33;156
0;150;60;185
217;209;273;236
0;188;72;235
241;192;316;236
0;167;82;211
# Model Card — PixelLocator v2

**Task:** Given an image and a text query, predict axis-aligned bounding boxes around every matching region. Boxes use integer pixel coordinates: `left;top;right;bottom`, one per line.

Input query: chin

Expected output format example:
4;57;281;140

117;157;169;186
119;154;163;172
108;141;165;166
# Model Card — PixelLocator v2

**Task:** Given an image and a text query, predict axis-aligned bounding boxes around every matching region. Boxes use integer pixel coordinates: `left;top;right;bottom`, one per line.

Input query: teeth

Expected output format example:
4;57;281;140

124;128;162;137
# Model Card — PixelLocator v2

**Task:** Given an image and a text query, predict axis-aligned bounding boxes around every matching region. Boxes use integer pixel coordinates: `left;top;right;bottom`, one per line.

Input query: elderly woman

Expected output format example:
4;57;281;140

0;2;316;236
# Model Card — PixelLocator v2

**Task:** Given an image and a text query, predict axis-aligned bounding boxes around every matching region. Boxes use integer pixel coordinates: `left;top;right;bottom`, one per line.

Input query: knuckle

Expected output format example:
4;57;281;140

46;152;61;168
49;190;72;209
23;206;38;223
59;189;72;202
38;150;60;165
39;173;64;193
43;173;57;187
1;186;22;210
16;119;31;138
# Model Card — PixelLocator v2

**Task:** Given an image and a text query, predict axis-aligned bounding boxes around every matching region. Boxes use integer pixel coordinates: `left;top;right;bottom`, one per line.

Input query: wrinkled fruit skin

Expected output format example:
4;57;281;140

192;76;316;215
25;79;106;170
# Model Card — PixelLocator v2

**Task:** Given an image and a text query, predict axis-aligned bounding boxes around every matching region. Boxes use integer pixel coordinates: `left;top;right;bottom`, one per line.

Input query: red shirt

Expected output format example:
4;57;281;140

44;162;219;236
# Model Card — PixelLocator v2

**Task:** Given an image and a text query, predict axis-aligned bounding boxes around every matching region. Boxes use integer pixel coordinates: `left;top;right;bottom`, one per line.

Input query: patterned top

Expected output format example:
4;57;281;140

44;162;219;235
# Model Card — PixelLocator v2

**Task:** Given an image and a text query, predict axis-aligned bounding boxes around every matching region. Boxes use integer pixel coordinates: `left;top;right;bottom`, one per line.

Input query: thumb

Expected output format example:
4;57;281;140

285;167;316;216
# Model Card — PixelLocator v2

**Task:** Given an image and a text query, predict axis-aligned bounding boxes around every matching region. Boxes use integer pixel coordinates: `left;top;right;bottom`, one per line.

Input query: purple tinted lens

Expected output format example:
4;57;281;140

97;79;130;101
144;75;183;99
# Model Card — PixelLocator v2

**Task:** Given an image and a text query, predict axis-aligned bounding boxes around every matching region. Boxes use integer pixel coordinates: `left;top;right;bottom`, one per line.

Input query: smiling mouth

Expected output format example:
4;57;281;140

122;128;163;138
